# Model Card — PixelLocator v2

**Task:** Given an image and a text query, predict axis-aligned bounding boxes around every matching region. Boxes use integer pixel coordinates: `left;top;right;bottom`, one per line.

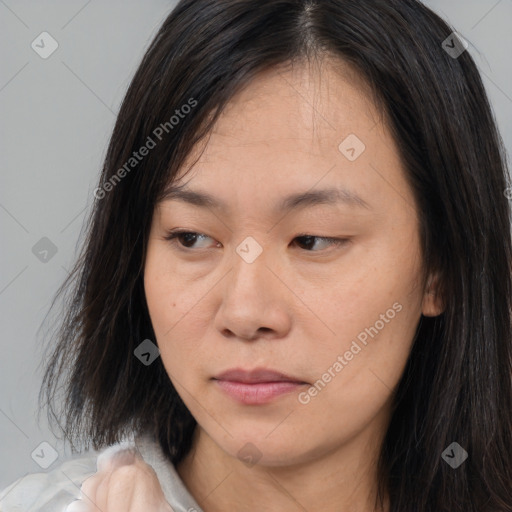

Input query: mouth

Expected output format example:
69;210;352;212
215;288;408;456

213;367;308;384
212;367;309;405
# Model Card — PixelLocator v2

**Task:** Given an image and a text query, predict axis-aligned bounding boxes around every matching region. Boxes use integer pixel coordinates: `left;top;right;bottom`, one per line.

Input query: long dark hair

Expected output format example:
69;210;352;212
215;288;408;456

40;1;512;510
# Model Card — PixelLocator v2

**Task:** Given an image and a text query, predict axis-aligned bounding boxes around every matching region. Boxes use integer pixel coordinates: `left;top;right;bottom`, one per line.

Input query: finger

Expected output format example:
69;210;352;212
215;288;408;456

79;450;136;511
95;467;172;512
93;449;140;510
96;464;139;510
79;447;171;512
79;472;106;511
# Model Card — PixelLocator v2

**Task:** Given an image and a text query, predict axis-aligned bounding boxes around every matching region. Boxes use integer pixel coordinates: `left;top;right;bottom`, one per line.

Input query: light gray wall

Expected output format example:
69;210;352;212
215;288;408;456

1;0;511;488
0;0;176;488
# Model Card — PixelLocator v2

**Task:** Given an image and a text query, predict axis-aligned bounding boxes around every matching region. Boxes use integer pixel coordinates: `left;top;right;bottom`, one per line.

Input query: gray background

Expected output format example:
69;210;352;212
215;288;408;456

1;0;511;488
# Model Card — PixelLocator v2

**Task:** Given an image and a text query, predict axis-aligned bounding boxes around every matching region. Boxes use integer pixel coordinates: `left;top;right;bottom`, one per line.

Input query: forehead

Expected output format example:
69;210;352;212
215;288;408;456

160;58;414;220
199;58;380;155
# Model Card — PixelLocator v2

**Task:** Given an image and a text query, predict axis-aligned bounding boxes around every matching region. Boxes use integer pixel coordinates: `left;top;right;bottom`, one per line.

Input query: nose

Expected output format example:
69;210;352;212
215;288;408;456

213;242;292;341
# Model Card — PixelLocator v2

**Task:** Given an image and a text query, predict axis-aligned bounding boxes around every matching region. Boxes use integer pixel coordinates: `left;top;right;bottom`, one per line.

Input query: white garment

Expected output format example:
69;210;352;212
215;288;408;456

0;433;204;512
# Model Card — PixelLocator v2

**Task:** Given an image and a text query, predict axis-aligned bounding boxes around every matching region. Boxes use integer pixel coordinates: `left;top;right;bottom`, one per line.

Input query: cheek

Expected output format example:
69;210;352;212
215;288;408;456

144;255;213;379
298;298;418;439
144;251;181;351
305;244;423;398
144;247;192;330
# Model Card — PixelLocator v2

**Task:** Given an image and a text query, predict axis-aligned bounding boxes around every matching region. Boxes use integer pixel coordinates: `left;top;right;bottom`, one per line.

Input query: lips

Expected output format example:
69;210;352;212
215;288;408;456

212;367;309;405
213;367;308;384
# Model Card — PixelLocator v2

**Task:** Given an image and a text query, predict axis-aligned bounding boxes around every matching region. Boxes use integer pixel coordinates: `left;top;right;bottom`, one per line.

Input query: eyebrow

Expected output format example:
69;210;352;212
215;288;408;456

160;185;372;214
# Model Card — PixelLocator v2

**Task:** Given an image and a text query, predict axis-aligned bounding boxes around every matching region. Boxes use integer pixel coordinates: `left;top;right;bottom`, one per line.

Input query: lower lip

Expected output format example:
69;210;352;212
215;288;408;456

213;379;307;405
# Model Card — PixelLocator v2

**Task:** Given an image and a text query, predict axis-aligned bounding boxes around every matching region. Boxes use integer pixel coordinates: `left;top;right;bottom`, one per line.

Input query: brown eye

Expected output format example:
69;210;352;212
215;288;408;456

164;230;348;253
292;235;349;252
164;231;216;249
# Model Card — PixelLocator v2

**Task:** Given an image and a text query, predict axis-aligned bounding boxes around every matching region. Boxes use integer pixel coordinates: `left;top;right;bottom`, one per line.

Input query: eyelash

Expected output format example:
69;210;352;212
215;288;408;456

163;229;349;253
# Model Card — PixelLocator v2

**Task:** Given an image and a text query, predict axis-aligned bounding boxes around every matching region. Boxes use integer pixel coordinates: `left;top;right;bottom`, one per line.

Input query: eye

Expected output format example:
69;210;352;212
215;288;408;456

164;230;218;250
291;235;349;252
164;230;349;252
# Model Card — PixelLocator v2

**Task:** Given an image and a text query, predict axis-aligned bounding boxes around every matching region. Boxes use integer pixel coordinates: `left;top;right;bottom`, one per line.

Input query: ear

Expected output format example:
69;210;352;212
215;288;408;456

421;272;445;317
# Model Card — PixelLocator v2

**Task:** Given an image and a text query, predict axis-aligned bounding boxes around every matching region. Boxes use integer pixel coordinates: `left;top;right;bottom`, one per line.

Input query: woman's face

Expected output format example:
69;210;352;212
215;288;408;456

144;58;443;467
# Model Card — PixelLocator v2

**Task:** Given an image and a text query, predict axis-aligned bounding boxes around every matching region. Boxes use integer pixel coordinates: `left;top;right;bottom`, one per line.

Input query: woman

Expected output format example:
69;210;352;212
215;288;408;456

1;0;511;511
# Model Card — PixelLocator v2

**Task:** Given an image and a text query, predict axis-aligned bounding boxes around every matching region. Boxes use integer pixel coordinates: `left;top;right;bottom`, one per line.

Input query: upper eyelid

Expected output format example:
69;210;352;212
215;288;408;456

165;229;339;240
164;230;348;251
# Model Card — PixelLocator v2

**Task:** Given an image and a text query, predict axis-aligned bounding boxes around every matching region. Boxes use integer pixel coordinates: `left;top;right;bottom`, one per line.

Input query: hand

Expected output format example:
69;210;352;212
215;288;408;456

66;447;174;512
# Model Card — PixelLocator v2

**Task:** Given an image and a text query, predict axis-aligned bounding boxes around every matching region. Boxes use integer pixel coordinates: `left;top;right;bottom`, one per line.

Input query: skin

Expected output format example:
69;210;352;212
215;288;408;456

84;56;444;511
78;450;172;512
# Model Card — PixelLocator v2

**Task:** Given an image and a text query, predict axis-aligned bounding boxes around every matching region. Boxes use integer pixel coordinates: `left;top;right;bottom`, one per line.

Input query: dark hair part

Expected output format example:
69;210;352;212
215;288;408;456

40;1;512;510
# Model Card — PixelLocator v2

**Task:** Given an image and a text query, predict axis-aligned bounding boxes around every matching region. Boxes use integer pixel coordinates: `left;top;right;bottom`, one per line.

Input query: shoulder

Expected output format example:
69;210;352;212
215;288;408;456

0;440;137;512
0;435;201;512
0;454;96;511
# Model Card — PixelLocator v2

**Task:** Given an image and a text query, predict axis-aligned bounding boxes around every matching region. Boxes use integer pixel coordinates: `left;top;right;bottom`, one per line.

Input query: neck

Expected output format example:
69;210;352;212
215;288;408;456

176;422;390;512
